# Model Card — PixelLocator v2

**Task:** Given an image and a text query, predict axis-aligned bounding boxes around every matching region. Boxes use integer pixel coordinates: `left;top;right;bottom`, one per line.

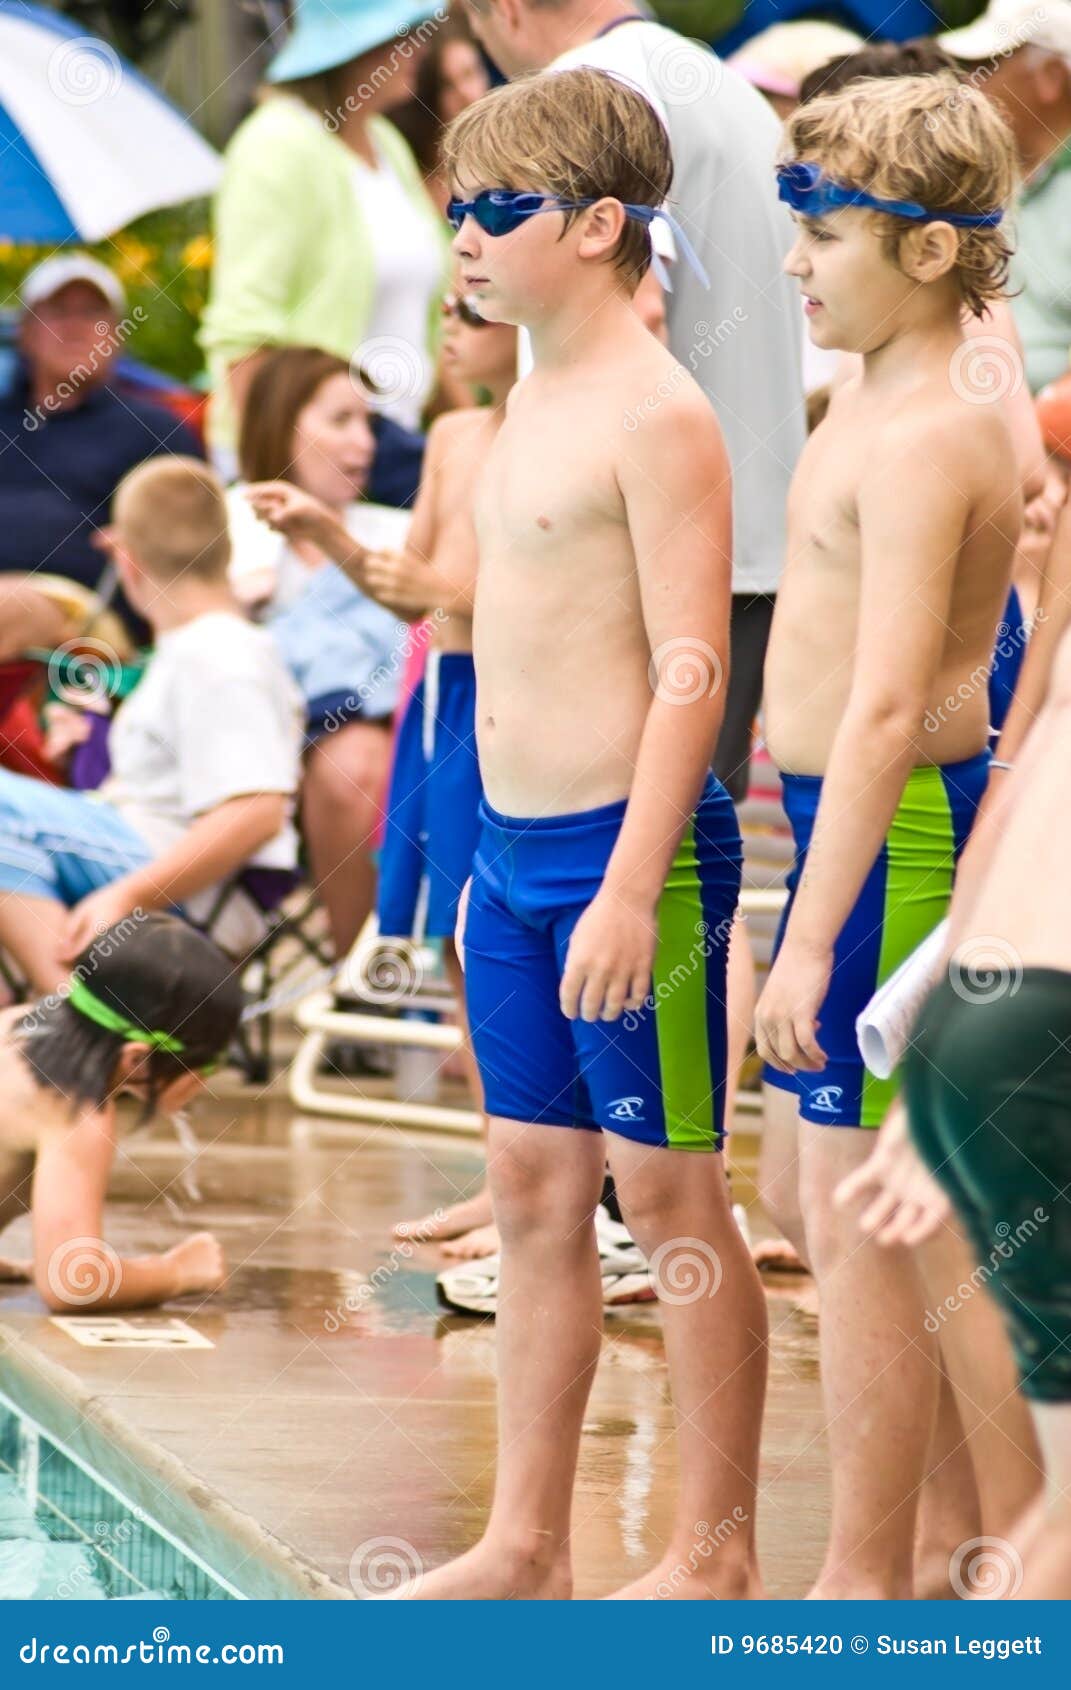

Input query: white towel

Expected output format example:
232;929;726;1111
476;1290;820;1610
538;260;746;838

856;921;948;1079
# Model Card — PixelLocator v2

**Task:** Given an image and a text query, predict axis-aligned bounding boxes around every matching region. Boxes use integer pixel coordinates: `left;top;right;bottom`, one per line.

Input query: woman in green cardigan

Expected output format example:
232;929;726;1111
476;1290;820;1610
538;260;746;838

201;0;451;474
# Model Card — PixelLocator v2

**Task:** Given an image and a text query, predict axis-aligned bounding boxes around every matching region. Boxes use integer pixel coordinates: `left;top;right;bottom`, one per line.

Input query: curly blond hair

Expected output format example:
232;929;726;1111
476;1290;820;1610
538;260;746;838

784;73;1018;316
441;67;673;284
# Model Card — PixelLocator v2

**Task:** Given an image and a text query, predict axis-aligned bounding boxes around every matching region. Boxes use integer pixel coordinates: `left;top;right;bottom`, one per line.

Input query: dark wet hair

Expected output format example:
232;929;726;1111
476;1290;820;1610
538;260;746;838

16;914;244;1117
798;38;961;105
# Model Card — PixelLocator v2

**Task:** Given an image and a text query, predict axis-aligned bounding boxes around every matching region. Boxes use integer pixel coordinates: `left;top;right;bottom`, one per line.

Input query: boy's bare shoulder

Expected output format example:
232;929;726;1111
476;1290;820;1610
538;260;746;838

624;349;729;463
425;405;497;463
865;379;1013;489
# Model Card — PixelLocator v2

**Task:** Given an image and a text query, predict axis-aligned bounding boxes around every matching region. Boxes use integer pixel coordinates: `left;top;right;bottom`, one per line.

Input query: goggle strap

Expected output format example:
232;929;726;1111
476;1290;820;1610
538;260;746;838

65;975;186;1054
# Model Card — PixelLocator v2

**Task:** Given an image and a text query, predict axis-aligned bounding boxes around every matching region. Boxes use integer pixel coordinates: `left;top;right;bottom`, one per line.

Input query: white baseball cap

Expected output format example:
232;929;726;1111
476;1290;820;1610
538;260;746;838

20;253;126;316
938;0;1071;62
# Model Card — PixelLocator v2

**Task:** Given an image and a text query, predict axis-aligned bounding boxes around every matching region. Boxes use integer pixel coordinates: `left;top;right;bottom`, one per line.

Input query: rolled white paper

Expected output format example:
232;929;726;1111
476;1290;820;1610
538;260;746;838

855;920;948;1079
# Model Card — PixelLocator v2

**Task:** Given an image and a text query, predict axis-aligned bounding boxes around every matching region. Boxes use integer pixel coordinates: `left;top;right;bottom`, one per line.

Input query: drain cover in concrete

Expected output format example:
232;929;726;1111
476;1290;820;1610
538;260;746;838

50;1317;214;1349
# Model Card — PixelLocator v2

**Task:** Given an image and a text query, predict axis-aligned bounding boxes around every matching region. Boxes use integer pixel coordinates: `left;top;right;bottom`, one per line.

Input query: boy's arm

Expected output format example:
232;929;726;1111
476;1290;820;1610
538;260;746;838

61;793;288;958
356;419;479;620
32;1114;223;1311
755;426;970;1073
559;397;732;1023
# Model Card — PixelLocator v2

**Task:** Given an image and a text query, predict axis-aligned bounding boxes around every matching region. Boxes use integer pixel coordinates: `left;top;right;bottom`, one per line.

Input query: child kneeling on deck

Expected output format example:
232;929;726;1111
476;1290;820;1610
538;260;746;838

0;914;241;1311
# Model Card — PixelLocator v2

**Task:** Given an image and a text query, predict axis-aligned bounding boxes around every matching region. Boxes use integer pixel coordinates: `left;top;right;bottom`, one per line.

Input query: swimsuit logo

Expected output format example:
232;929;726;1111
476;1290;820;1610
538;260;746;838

810;1086;844;1114
608;1096;646;1123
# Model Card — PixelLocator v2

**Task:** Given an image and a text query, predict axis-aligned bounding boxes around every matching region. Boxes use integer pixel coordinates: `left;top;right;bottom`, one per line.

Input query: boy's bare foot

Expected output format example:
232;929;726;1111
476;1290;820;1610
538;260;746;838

605;1550;758;1601
440;1222;499;1261
165;1232;226;1297
408;1542;571;1600
0;1256;32;1282
393;1189;492;1244
752;1237;809;1274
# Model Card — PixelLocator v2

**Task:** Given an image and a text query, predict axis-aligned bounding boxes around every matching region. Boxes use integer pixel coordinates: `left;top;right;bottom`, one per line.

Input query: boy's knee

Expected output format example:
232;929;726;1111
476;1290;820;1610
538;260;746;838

489;1146;595;1246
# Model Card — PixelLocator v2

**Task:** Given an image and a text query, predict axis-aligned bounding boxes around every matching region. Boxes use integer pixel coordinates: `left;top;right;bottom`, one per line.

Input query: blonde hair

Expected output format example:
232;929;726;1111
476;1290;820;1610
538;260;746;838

113;456;231;583
441;67;673;283
784;73;1018;316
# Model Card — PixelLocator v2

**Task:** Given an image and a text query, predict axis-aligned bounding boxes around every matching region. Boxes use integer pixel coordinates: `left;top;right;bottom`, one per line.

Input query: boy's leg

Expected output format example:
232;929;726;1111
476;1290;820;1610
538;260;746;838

799;1121;940;1599
301;719;388;957
603;1135;768;1600
756;1082;810;1267
438;937;497;1260
914;1366;982;1599
414;1114;606;1599
1015;1404;1071;1599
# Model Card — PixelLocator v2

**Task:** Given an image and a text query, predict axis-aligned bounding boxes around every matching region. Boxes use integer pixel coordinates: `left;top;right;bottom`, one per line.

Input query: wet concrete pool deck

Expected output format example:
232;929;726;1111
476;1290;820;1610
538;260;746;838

0;1084;828;1599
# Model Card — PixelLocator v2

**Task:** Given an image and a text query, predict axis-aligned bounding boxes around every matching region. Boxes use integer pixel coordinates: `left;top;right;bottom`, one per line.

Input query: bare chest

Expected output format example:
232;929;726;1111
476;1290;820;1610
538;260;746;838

474;406;622;566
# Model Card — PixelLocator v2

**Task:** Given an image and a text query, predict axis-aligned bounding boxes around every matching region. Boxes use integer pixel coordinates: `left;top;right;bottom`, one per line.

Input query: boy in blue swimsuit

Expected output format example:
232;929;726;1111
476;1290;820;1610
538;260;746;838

754;75;1022;1596
410;68;767;1601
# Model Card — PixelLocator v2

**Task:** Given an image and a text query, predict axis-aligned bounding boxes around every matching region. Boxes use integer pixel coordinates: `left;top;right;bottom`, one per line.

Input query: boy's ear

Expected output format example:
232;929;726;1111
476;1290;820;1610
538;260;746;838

576;196;629;262
899;220;960;286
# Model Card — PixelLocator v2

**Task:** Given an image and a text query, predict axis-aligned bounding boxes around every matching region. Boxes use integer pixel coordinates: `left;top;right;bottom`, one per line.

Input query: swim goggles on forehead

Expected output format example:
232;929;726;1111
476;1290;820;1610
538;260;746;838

445;189;710;291
777;161;1004;229
65;977;220;1076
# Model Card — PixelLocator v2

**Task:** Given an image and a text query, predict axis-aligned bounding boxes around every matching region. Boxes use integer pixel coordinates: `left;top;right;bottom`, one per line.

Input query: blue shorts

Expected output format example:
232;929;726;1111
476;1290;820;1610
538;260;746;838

764;752;989;1128
464;775;742;1151
376;652;483;940
0;769;152;904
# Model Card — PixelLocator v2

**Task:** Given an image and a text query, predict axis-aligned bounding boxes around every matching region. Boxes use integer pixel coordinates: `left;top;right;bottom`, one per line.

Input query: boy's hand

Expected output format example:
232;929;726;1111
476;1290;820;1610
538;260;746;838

62;880;139;960
560;892;657;1023
164;1232;226;1297
835;1099;951;1247
361;550;432;618
244;482;336;550
754;942;830;1072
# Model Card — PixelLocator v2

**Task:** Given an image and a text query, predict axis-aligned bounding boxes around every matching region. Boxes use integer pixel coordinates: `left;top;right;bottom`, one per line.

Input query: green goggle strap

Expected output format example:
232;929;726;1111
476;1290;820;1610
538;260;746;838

66;975;186;1054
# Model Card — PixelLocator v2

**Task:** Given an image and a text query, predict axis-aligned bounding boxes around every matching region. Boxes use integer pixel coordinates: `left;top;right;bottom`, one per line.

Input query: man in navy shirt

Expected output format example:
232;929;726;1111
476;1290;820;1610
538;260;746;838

0;254;202;646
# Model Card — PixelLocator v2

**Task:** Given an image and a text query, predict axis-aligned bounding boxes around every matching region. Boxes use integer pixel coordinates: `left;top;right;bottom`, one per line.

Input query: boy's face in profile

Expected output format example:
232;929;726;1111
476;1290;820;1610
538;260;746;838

784;204;921;355
450;178;584;328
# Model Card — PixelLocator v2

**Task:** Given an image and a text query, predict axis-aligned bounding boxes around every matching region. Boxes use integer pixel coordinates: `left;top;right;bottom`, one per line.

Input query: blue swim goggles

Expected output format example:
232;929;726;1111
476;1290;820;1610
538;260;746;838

445;188;710;291
777;161;1004;229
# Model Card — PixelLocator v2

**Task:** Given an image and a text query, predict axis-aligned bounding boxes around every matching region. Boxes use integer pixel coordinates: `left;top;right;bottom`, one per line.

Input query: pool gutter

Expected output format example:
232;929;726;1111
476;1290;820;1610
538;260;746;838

0;1322;352;1601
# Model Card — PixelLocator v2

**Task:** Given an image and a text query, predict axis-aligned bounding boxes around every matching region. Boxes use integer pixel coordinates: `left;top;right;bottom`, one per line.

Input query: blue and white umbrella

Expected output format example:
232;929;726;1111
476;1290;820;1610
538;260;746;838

0;0;221;243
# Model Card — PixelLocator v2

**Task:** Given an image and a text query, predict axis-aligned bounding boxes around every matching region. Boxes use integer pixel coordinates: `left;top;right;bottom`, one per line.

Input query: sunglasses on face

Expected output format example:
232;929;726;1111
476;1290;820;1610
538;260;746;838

442;292;491;328
445;188;593;237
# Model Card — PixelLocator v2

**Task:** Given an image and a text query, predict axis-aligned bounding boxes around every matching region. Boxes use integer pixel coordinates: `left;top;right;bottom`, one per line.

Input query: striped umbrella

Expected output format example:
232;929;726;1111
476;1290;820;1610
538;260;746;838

0;0;221;243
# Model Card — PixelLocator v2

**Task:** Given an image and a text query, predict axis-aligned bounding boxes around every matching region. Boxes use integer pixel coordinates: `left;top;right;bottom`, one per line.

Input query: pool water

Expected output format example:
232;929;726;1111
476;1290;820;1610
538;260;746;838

0;1398;236;1600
